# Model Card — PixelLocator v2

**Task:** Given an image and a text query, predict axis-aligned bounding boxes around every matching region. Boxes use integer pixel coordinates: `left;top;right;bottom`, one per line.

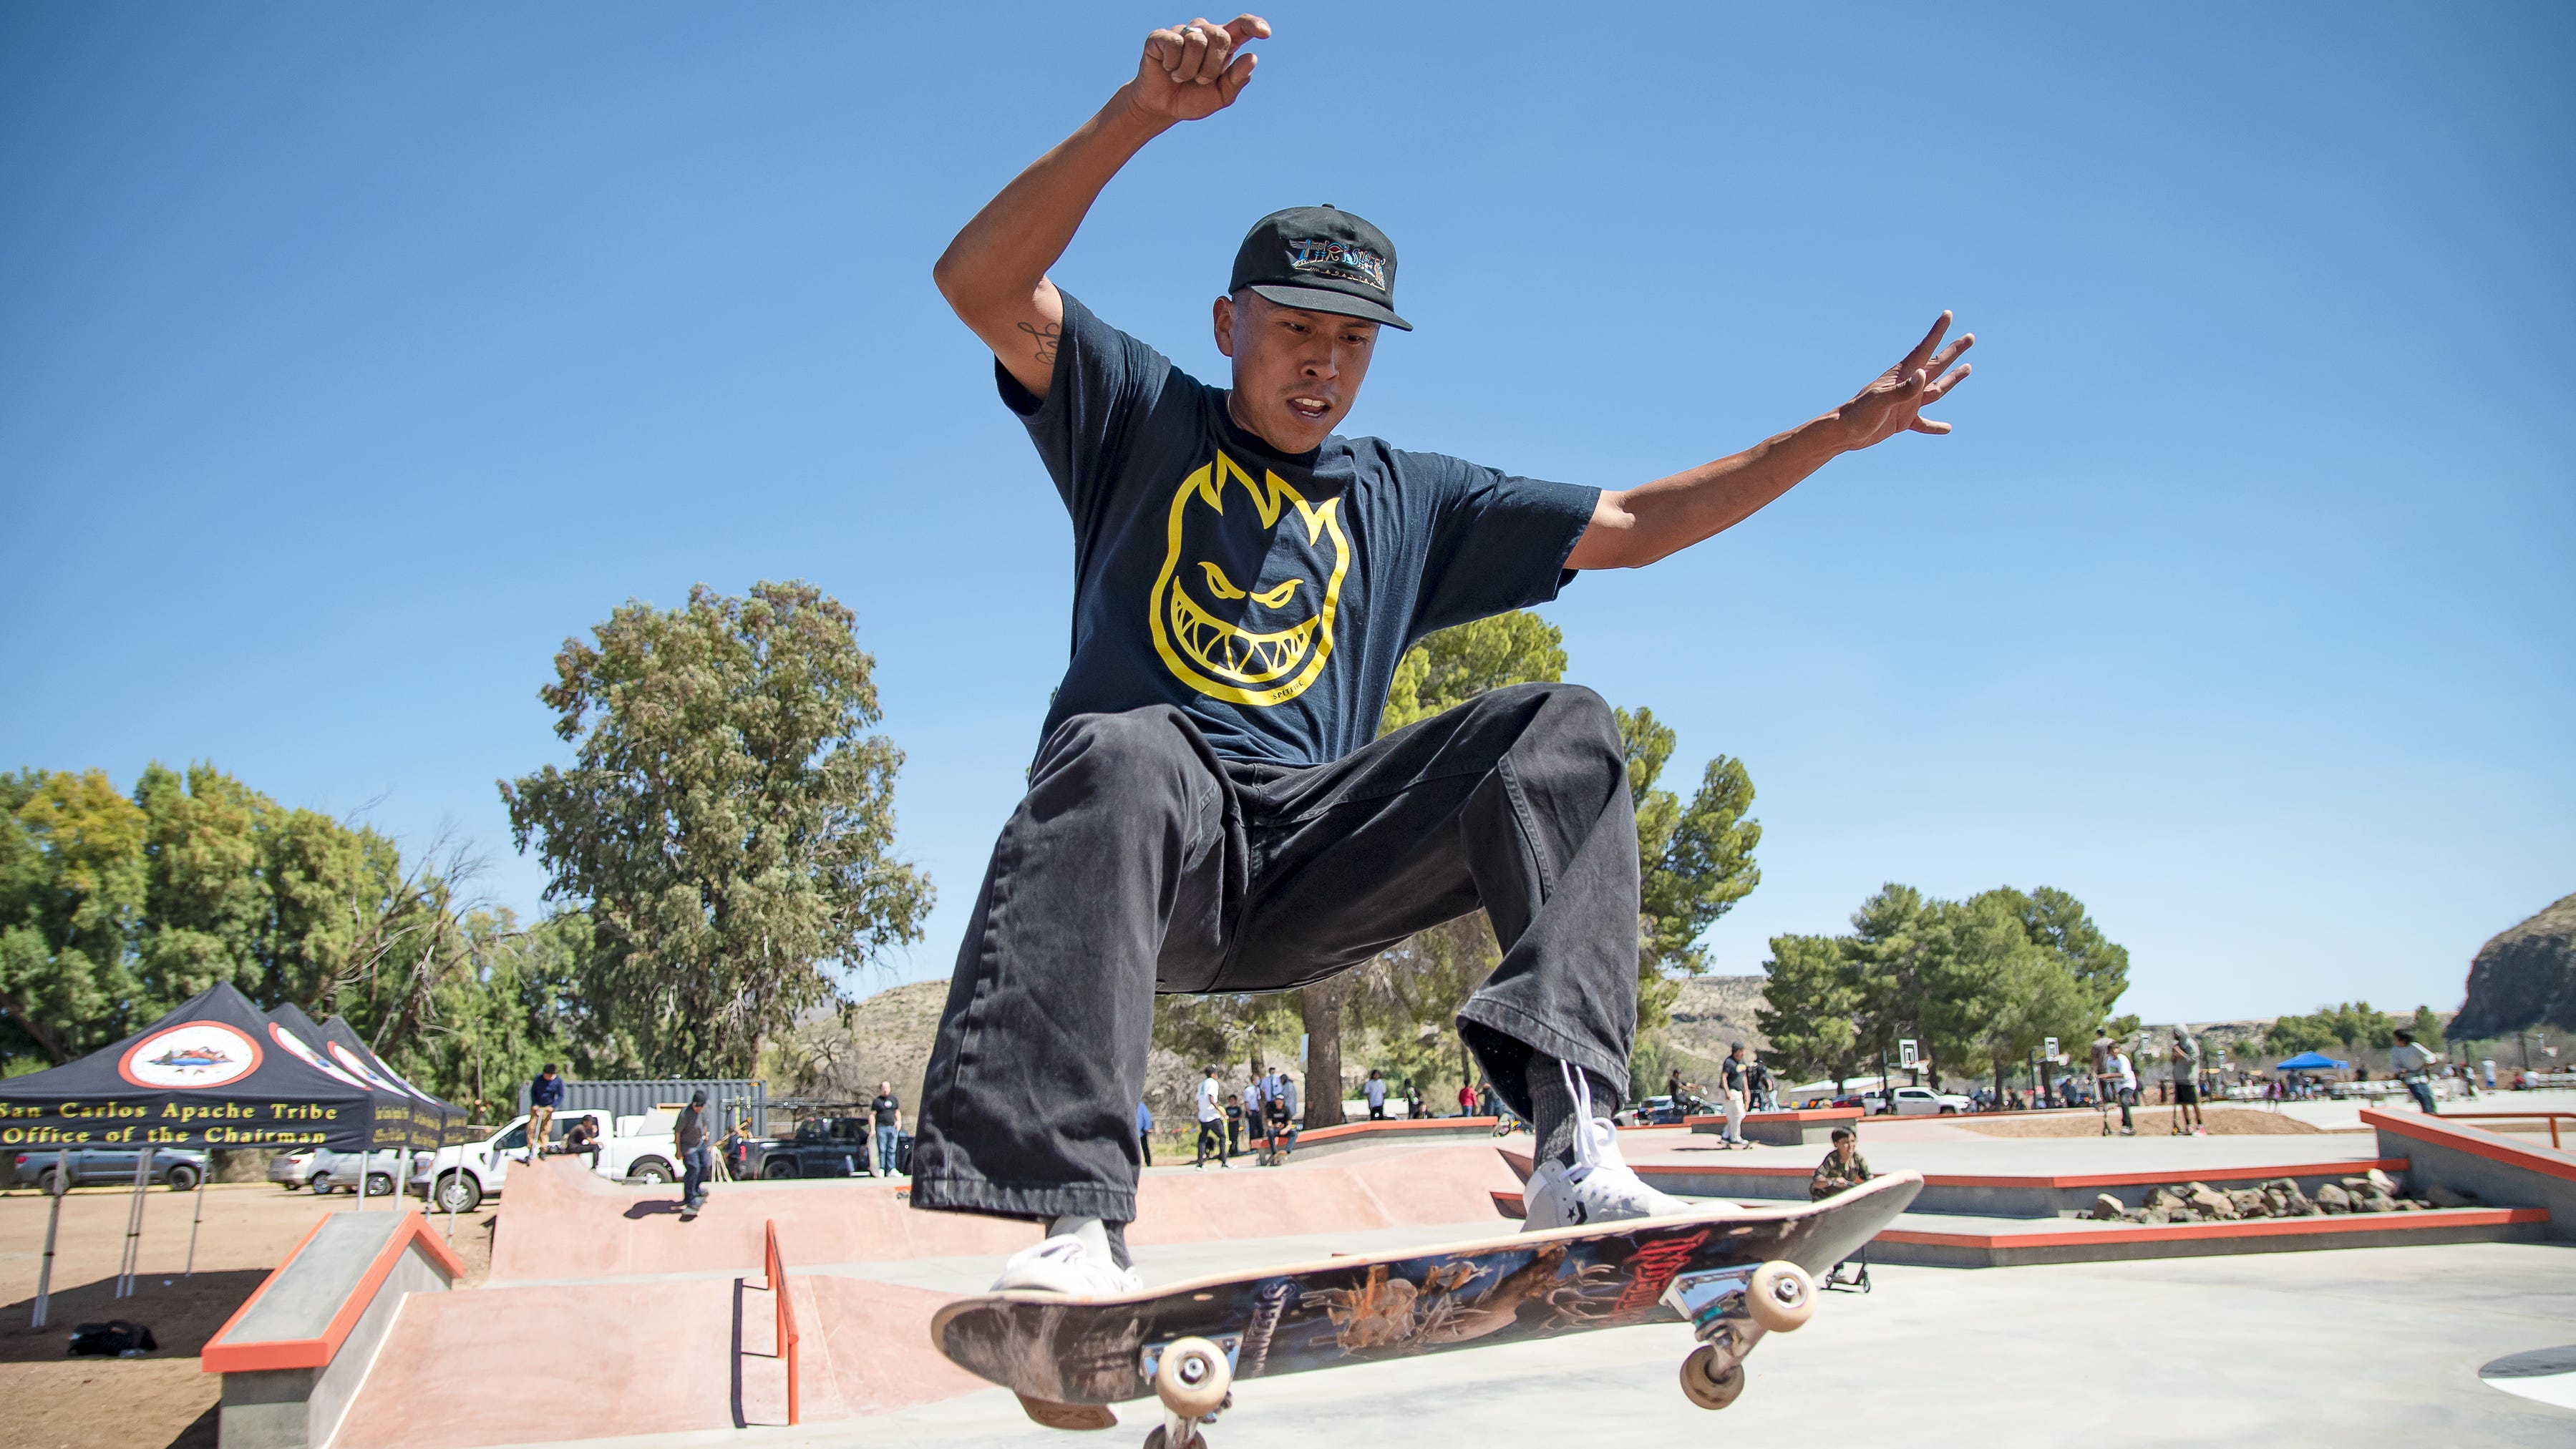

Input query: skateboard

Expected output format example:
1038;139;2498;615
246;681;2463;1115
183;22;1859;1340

933;1170;1922;1446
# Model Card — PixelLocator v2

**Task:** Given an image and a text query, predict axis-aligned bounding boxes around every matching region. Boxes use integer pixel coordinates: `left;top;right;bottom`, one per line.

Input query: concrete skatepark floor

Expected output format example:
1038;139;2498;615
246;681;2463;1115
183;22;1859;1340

452;1244;2576;1449
7;1111;2573;1448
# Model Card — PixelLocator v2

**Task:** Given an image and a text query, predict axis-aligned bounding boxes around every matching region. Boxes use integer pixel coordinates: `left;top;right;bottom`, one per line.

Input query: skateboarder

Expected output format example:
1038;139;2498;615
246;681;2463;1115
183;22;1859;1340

912;14;1973;1297
2391;1029;2441;1114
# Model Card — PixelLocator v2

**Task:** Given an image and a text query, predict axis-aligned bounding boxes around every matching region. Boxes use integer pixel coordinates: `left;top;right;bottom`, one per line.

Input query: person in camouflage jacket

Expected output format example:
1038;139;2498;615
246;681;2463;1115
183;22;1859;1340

1810;1126;1872;1201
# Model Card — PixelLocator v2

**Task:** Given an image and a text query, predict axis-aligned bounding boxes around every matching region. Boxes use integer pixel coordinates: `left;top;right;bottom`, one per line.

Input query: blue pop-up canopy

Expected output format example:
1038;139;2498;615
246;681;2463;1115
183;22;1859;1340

2274;1050;2351;1071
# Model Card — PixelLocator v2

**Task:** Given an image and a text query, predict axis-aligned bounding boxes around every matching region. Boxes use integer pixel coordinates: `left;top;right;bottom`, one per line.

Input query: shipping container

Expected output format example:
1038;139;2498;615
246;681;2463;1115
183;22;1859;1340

515;1077;770;1136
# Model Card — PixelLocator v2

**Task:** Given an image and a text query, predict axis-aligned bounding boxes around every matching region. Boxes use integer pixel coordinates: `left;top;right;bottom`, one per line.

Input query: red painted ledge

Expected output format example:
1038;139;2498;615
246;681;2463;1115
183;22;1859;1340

1288;1116;1500;1146
2363;1108;2576;1183
1635;1158;2408;1191
203;1212;467;1375
1880;1206;2546;1250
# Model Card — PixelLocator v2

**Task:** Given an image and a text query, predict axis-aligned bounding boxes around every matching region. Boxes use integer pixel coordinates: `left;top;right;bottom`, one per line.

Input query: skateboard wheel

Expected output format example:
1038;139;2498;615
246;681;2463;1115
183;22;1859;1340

1679;1345;1746;1410
1153;1337;1231;1420
1744;1261;1815;1332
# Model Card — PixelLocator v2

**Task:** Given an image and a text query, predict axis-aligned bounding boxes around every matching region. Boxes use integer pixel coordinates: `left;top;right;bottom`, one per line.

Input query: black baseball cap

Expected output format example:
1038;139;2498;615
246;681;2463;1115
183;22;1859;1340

1228;205;1411;331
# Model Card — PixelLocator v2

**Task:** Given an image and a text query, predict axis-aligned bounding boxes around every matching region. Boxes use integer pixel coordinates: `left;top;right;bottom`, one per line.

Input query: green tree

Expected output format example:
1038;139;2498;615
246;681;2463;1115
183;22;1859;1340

1989;885;2130;1019
1838;883;1929;1088
1378;610;1568;734
1755;932;1861;1089
132;763;273;1010
0;769;149;1061
1922;892;2092;1099
501;581;933;1078
1620;707;1760;1030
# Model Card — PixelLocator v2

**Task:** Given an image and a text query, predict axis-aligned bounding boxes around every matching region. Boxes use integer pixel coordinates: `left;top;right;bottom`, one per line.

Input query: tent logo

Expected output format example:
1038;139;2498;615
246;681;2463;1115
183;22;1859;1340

328;1042;401;1094
120;1022;261;1090
268;1023;365;1088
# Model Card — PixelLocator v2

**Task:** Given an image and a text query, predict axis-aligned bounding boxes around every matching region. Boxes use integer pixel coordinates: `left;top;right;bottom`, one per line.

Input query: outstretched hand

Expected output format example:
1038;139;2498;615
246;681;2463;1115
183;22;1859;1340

1835;313;1975;452
1130;15;1270;122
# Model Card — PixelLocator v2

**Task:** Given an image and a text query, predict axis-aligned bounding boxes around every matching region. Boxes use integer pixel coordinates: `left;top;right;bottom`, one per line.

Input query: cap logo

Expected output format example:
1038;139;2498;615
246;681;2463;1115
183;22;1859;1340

1284;238;1389;294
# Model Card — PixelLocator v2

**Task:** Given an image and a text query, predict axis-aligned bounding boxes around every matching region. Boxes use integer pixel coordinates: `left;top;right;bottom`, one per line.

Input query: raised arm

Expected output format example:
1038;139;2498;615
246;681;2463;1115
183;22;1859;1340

932;16;1270;397
1565;313;1975;570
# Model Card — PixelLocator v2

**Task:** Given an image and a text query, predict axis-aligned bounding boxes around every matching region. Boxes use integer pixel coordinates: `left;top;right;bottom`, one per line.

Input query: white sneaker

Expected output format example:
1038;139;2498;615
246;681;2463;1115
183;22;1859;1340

1520;1064;1692;1231
990;1230;1143;1297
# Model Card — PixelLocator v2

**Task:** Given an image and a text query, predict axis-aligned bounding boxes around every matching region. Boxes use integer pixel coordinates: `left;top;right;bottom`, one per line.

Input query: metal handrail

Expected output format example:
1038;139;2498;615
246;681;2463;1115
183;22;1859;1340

2439;1111;2574;1149
764;1218;800;1425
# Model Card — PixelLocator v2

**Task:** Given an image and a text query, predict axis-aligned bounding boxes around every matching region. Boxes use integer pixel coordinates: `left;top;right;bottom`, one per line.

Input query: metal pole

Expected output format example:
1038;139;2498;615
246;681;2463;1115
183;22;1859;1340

117;1147;154;1298
31;1149;67;1328
356;1145;370;1212
184;1156;208;1277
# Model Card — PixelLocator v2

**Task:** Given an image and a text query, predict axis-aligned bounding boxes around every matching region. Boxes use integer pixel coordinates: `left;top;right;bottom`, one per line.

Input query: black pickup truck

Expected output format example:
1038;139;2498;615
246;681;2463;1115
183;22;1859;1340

740;1106;910;1179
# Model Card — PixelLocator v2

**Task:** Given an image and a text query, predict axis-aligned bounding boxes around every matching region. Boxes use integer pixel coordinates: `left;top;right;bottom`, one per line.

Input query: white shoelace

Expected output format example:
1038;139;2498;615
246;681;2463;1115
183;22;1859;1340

1561;1060;1623;1181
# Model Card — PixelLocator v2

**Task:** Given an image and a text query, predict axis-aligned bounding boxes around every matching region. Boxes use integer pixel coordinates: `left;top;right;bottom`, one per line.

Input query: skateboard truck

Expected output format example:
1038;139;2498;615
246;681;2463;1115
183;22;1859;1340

1660;1259;1815;1411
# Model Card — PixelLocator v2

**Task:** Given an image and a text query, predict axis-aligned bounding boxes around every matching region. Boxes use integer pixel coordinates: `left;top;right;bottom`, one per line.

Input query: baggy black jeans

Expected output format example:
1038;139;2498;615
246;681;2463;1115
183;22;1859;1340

910;682;1640;1224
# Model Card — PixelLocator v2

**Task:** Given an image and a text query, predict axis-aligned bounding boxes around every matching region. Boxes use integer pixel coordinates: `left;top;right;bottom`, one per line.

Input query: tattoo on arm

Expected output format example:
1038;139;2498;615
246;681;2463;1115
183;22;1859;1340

1017;320;1061;370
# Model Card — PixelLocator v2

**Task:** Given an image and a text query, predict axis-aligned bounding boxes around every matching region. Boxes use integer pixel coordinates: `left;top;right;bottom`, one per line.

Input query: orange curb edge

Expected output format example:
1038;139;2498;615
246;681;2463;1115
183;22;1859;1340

203;1212;467;1375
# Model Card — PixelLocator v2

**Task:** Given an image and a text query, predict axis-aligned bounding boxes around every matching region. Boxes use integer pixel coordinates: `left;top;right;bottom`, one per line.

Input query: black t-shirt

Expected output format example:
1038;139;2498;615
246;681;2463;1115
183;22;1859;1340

1001;293;1600;765
871;1093;900;1127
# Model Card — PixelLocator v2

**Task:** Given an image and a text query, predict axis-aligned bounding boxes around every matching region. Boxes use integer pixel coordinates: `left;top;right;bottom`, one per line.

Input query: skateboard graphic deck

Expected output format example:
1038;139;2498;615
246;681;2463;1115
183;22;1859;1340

933;1170;1922;1443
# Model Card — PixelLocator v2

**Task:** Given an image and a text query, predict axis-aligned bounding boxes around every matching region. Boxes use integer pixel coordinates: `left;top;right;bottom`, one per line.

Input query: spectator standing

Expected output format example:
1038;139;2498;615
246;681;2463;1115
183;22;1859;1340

1134;1099;1155;1166
528;1064;564;1164
1405;1082;1423;1120
1194;1065;1229;1168
1457;1082;1477;1118
2391;1030;2440;1115
1719;1044;1751;1148
1225;1092;1245;1157
676;1090;712;1214
1364;1069;1389;1120
871;1080;905;1178
1746;1053;1775;1114
2168;1029;2205;1135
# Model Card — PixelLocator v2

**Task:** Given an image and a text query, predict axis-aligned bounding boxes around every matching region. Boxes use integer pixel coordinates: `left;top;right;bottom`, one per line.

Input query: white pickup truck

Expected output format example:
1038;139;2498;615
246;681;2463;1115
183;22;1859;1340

409;1108;679;1212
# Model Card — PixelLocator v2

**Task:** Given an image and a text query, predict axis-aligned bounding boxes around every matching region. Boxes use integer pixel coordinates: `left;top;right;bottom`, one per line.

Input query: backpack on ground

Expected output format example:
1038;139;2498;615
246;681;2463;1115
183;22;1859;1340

68;1319;156;1357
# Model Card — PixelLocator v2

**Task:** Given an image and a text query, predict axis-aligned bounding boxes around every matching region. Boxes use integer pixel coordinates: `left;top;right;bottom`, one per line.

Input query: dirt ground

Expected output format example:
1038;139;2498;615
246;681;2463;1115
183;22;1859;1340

1948;1106;2324;1137
0;1181;497;1449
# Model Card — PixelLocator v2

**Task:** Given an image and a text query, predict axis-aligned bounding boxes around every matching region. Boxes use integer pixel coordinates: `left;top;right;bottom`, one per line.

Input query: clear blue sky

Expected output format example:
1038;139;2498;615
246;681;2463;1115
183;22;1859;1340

4;4;2569;1024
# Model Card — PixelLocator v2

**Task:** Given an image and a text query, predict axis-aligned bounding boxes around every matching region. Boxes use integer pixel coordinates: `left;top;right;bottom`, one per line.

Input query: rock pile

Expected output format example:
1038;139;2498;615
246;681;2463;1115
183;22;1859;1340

2085;1169;2461;1224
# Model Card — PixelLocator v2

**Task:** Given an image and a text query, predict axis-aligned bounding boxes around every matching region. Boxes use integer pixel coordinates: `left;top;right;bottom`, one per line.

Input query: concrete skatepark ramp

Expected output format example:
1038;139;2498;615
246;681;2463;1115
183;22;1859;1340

203;1116;2576;1447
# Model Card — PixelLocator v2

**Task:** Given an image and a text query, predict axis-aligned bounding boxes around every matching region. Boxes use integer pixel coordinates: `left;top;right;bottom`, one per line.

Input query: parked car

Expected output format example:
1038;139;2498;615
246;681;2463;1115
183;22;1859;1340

268;1148;321;1191
742;1113;883;1179
1860;1086;1970;1116
309;1148;420;1197
11;1146;210;1193
409;1108;678;1213
1615;1095;1696;1127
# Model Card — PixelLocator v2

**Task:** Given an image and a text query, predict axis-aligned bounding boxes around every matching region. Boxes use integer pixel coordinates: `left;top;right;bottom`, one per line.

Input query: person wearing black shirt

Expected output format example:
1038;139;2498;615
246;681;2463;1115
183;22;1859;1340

913;16;1973;1298
870;1081;904;1179
675;1091;711;1213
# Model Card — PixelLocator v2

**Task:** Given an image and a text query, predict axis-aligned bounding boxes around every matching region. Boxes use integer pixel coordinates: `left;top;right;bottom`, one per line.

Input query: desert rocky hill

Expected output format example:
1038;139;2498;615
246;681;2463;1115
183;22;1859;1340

2449;891;2576;1039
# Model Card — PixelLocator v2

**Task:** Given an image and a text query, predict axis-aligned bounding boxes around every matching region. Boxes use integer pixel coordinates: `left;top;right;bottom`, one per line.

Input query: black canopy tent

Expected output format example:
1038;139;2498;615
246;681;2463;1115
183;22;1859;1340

0;982;381;1319
0;982;375;1154
315;1013;471;1149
